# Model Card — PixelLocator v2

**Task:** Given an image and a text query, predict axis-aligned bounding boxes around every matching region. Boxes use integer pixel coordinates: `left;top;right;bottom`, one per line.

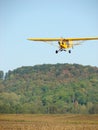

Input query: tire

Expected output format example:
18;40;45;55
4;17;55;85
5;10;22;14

55;50;58;54
69;50;71;53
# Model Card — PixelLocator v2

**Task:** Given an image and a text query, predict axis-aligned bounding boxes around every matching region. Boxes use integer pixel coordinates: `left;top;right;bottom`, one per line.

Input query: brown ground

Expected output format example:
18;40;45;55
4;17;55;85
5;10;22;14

0;114;98;130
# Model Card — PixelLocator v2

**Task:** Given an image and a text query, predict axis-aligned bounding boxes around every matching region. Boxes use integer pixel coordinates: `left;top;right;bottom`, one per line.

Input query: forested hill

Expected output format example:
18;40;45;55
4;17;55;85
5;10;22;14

0;64;98;114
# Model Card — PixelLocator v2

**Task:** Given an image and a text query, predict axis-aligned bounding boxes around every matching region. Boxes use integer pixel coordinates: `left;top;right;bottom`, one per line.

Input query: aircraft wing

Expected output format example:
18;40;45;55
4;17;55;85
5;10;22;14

28;37;98;42
64;37;98;41
27;38;61;41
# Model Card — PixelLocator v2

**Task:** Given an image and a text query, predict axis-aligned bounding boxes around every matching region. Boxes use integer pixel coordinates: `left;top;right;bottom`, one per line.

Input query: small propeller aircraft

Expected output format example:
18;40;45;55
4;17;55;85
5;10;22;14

27;37;98;54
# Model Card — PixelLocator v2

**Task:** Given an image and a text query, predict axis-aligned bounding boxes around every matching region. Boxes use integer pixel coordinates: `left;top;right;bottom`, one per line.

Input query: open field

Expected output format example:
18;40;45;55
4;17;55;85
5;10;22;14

0;114;98;130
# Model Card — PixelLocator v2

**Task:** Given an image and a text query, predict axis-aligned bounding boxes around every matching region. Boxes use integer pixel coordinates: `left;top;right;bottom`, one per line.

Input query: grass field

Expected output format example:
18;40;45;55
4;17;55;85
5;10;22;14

0;114;98;130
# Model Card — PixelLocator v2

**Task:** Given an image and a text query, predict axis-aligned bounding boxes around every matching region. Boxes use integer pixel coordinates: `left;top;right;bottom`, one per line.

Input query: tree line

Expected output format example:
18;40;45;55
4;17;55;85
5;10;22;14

0;63;98;114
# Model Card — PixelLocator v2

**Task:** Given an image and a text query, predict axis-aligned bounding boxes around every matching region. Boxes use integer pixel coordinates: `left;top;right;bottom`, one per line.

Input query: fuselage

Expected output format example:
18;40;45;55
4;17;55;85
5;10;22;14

58;40;73;49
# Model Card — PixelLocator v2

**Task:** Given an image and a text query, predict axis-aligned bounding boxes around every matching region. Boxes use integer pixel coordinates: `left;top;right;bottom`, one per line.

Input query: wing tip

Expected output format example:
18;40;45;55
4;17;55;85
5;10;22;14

27;38;33;41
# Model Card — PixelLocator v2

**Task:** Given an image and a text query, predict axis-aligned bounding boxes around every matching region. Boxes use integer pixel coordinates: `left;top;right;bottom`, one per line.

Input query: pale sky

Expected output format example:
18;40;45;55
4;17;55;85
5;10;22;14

0;0;98;72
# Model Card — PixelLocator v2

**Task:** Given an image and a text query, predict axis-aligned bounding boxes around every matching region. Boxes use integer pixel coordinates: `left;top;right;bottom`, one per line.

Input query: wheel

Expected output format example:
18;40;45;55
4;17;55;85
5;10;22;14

69;50;71;53
55;50;58;54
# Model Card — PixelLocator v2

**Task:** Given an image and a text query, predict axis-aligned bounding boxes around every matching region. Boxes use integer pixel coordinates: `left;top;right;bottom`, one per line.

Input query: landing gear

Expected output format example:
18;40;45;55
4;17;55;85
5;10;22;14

55;49;62;54
55;49;71;54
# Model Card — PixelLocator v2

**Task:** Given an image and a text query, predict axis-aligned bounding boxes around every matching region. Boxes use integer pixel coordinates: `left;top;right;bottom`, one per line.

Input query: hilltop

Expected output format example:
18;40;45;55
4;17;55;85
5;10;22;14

0;63;98;114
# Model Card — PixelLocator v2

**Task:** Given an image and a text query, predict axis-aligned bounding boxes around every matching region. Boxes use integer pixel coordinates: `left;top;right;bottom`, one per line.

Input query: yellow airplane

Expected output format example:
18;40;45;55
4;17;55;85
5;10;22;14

27;37;98;54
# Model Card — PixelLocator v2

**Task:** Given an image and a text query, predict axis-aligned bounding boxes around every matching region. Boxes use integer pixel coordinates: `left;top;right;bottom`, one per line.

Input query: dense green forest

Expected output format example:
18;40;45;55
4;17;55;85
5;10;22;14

0;63;98;114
